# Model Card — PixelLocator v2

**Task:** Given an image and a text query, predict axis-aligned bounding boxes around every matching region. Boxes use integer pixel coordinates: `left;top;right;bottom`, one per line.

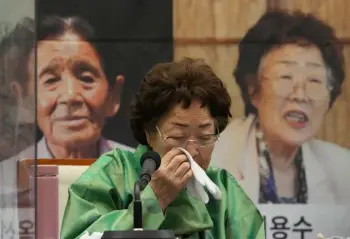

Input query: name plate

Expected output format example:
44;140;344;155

257;205;350;239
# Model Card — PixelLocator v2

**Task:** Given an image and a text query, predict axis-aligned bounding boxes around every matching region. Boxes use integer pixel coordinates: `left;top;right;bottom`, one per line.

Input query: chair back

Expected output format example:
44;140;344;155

18;158;95;239
36;164;59;239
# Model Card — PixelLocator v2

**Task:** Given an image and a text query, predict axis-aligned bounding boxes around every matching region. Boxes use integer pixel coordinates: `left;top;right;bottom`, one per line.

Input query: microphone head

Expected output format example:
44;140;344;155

140;151;161;170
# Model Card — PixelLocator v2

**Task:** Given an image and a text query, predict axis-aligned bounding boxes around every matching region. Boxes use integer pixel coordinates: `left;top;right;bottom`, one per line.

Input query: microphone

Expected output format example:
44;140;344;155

134;151;161;228
139;151;161;190
101;151;175;239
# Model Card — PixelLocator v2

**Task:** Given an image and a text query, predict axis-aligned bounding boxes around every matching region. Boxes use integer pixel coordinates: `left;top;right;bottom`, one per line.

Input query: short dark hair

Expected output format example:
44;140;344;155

234;10;345;116
0;17;35;96
38;15;119;87
130;57;232;145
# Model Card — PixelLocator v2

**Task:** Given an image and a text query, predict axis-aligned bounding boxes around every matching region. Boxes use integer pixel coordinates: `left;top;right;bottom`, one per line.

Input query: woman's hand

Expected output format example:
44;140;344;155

150;148;193;211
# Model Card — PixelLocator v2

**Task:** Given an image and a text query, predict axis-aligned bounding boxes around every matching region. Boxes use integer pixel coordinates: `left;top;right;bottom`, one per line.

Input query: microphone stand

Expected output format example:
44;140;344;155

101;180;176;239
133;180;142;229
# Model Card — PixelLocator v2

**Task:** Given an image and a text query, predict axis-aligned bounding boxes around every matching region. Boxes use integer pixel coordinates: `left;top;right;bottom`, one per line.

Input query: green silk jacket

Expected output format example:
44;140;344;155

60;145;265;239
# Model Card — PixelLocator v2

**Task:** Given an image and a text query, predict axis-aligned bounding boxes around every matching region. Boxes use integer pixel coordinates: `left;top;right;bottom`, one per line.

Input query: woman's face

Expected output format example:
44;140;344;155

147;100;217;169
253;44;330;147
35;32;120;148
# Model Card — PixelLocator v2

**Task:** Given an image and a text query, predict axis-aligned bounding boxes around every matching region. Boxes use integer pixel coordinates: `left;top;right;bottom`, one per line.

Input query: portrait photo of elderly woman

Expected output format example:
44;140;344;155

212;10;350;205
60;58;265;239
34;15;134;159
0;17;36;239
0;17;36;161
2;15;133;163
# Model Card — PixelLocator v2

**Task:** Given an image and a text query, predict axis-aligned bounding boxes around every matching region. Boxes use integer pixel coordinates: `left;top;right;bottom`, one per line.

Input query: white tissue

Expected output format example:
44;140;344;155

176;147;222;203
80;231;103;239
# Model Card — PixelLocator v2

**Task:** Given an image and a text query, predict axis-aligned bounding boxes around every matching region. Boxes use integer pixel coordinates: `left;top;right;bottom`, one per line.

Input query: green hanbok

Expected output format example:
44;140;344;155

61;145;265;239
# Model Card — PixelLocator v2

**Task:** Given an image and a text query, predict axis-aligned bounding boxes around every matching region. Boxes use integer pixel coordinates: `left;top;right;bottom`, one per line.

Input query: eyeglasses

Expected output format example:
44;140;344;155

156;125;220;148
262;75;332;101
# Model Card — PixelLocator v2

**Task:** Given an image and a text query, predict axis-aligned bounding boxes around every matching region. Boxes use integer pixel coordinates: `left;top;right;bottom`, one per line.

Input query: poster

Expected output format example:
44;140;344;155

0;0;36;238
36;0;173;156
208;2;350;238
259;205;350;238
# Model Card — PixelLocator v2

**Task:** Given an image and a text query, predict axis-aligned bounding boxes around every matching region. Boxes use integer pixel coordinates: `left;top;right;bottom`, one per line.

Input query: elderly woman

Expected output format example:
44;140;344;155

212;10;350;205
0;17;36;161
14;15;134;160
0;18;37;239
61;58;265;239
36;15;134;158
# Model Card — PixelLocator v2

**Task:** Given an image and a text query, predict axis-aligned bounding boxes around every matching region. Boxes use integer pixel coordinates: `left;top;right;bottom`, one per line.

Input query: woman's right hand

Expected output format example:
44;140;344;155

149;148;193;212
